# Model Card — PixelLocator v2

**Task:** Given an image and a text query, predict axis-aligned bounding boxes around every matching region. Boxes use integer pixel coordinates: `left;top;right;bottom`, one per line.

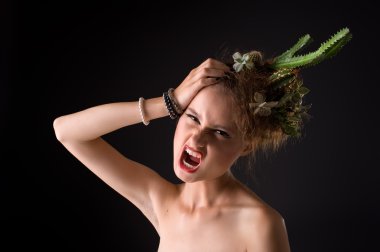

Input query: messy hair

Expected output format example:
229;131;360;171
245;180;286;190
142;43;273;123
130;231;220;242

220;51;293;157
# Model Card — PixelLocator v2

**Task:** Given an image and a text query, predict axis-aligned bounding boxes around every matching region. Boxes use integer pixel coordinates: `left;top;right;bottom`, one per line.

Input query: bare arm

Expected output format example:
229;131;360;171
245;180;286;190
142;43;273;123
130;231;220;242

53;97;172;231
54;97;166;141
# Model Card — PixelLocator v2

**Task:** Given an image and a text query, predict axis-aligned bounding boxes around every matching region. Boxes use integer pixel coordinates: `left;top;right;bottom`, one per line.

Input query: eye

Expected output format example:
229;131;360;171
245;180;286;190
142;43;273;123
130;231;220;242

214;130;230;138
186;114;200;124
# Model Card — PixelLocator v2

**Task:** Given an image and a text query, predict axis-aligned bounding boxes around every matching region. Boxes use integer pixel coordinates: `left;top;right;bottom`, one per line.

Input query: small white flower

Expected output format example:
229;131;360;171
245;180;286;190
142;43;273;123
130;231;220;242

233;52;254;72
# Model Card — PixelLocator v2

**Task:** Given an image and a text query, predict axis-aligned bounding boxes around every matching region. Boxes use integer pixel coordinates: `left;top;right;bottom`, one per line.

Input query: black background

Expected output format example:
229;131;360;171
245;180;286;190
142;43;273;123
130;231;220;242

2;1;379;251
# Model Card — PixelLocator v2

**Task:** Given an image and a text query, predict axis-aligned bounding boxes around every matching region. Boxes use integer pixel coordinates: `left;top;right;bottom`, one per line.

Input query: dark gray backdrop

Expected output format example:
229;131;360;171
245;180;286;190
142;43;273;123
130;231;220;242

3;1;379;251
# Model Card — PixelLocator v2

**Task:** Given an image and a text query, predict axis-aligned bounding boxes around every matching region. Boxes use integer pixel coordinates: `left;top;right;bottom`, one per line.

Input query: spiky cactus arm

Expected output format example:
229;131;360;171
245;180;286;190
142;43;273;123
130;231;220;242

273;34;313;63
270;28;352;70
313;29;352;64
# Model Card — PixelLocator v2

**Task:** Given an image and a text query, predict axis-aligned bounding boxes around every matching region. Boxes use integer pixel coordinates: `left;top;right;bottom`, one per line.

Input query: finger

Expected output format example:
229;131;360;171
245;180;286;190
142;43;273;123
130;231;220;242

193;68;226;82
199;58;231;72
197;77;221;88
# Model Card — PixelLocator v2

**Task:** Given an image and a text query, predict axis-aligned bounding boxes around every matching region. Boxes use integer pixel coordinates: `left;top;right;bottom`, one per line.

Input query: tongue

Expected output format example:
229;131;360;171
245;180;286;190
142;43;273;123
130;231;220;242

186;153;200;166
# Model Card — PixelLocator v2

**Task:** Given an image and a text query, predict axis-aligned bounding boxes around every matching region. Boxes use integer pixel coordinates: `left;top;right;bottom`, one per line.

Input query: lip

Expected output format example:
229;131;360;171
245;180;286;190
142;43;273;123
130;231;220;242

178;145;203;174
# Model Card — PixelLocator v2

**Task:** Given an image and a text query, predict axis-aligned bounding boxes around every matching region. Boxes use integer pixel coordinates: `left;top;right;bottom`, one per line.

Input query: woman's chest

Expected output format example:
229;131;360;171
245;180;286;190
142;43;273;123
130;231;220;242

157;207;246;252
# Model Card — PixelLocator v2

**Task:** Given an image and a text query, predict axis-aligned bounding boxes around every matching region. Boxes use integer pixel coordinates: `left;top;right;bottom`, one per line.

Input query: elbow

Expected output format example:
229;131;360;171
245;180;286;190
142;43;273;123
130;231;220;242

53;116;66;142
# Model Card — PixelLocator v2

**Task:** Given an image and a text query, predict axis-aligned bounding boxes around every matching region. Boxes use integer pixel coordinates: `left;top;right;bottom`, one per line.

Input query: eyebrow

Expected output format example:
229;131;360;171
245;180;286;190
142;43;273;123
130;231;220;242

186;107;234;133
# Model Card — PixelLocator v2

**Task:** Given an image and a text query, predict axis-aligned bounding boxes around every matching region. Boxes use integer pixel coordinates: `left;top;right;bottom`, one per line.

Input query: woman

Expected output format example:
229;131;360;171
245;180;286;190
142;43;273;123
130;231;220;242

53;28;350;251
53;56;291;251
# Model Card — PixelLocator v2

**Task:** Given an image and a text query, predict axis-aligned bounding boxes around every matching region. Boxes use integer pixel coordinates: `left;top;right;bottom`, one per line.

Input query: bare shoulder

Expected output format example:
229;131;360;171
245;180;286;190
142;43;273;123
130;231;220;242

234;184;291;252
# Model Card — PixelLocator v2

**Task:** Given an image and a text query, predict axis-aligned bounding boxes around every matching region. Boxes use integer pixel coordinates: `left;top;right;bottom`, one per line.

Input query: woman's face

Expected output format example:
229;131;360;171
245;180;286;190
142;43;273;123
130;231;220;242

173;84;248;183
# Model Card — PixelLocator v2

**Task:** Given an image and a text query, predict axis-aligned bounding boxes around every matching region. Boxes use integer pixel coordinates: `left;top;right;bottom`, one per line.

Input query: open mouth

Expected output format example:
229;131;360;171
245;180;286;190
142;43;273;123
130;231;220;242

179;145;202;173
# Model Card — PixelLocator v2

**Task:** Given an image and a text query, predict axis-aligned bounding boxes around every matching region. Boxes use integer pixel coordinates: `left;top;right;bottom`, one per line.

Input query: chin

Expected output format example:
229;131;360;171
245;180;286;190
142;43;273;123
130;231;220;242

174;165;201;183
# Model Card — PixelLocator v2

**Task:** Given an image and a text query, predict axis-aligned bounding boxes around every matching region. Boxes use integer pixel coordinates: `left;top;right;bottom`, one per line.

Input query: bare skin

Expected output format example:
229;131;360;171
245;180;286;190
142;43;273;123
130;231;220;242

53;58;291;251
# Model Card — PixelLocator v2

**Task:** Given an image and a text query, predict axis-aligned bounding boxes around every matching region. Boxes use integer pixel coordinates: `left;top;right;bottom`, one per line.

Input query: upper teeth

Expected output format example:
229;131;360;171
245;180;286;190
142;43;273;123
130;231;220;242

185;148;201;159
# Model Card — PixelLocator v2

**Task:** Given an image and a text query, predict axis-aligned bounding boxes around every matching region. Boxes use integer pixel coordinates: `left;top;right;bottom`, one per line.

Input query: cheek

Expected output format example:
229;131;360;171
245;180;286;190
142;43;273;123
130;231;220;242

174;116;186;138
173;117;188;151
211;141;243;164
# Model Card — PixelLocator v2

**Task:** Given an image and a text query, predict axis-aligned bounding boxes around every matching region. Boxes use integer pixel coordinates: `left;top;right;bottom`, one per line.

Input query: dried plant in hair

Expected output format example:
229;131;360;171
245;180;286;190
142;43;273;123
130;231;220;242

220;28;352;156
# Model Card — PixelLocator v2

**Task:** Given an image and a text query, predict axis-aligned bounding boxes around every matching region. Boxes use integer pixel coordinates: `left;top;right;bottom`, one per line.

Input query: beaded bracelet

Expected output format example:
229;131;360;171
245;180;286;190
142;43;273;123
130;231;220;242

138;97;150;125
163;91;179;119
167;88;183;115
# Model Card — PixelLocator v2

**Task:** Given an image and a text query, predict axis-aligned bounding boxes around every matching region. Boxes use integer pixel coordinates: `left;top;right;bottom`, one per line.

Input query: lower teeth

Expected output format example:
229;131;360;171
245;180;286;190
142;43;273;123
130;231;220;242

183;159;197;169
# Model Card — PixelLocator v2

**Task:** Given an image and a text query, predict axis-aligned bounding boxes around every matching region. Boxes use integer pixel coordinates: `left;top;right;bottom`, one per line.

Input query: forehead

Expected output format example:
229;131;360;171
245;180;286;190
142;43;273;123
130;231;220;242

187;85;237;128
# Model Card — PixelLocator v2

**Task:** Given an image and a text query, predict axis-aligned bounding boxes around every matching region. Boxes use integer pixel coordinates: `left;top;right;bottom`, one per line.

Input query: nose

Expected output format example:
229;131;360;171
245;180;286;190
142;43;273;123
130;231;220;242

189;129;206;149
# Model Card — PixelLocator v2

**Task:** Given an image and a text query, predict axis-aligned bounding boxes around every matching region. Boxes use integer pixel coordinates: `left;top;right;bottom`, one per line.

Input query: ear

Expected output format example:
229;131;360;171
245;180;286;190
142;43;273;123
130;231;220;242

240;141;253;156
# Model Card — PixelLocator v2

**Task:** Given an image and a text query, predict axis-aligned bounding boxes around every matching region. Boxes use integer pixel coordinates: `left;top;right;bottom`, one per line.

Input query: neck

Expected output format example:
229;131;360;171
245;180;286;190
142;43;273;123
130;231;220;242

179;171;237;210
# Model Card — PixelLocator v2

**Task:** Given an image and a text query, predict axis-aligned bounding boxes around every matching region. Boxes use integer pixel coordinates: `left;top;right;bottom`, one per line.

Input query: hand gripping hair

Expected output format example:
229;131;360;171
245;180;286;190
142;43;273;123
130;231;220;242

229;28;352;138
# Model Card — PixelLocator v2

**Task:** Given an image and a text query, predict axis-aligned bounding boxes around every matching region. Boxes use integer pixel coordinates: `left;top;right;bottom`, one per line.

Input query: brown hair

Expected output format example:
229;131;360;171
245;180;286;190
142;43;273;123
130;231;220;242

220;50;293;158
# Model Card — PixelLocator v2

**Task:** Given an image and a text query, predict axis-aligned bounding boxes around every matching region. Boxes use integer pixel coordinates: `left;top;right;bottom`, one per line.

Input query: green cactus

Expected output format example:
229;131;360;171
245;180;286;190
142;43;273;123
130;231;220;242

230;28;352;137
267;28;352;137
270;27;352;71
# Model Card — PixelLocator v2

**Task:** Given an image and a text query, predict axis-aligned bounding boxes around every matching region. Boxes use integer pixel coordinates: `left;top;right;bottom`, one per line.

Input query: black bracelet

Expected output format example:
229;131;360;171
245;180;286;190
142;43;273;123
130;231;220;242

167;88;183;115
163;92;179;119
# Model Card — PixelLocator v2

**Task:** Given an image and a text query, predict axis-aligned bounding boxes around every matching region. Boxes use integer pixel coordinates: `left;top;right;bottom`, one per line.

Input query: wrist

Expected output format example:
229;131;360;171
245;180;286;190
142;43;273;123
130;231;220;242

143;97;169;122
